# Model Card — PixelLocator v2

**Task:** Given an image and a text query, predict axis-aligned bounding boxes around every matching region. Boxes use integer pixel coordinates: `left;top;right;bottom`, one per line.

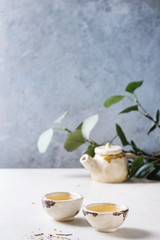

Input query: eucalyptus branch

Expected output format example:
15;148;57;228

133;93;160;128
124;149;160;162
38;81;160;180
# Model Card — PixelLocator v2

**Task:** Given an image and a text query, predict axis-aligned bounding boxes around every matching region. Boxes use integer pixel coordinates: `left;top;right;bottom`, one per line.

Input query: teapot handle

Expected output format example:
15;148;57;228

124;152;137;160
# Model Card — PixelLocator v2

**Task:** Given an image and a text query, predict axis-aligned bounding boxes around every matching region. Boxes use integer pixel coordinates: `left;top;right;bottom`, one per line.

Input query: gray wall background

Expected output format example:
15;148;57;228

0;0;160;168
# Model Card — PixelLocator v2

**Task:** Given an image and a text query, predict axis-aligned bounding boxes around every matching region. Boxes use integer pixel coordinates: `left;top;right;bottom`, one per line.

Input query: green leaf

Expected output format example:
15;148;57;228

156;110;159;124
147;166;160;180
129;155;144;178
54;111;69;124
37;128;54;153
125;81;143;93
82;114;99;139
147;124;156;135
64;129;85;152
76;122;83;130
135;164;155;178
104;95;125;108
157;135;160;146
83;144;99;157
130;140;144;154
116;124;129;146
119;105;138;114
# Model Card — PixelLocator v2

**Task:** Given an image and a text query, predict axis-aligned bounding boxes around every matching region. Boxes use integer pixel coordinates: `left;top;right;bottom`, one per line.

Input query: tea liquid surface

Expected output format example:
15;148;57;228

47;195;72;201
87;204;119;213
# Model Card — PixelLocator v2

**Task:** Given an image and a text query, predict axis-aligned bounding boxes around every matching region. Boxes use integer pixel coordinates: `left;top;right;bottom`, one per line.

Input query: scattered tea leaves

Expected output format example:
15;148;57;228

27;228;77;240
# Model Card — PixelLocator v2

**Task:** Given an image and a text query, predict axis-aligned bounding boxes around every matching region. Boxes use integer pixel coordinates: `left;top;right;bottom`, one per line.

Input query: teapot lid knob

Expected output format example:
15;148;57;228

106;142;111;148
95;142;122;155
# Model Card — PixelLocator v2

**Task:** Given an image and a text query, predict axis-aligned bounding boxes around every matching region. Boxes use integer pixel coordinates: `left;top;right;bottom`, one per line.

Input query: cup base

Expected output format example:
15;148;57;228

53;217;74;222
96;228;118;233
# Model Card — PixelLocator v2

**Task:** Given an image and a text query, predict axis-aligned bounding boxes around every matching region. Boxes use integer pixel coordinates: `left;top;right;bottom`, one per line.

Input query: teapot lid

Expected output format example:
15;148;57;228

95;142;122;155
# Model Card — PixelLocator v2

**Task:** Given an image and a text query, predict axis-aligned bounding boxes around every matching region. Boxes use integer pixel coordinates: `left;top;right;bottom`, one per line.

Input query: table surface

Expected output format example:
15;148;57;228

0;169;160;240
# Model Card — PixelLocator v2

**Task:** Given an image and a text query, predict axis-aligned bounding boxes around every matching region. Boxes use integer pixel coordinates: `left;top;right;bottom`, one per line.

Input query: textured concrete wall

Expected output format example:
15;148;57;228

0;0;160;168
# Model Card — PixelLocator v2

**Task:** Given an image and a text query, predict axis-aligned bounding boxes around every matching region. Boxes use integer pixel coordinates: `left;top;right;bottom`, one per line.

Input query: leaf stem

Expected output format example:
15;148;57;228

137;110;146;116
109;135;117;144
64;128;72;133
125;95;135;103
52;127;66;131
61;121;67;129
85;139;98;146
133;93;160;128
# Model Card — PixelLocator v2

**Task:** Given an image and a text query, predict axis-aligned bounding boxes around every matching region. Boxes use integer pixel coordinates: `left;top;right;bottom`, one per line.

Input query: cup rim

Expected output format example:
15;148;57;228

42;191;83;203
83;202;129;215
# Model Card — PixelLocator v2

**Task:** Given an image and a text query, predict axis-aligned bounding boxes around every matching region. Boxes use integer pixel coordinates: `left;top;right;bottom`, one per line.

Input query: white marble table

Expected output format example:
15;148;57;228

0;169;160;240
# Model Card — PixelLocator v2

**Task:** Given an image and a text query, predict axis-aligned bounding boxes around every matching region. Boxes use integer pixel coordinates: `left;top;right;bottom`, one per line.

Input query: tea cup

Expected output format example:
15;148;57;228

42;191;83;221
83;202;129;232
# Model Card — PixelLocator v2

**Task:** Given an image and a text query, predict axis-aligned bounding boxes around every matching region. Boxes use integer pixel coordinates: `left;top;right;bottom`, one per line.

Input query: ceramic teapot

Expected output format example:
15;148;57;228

80;143;129;183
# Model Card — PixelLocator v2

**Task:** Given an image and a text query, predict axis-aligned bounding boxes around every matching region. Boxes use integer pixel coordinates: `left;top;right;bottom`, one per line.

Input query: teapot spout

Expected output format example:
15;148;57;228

80;154;99;173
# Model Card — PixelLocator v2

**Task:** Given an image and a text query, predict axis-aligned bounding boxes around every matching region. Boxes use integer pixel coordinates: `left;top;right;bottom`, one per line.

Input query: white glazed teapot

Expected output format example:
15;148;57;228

80;143;128;183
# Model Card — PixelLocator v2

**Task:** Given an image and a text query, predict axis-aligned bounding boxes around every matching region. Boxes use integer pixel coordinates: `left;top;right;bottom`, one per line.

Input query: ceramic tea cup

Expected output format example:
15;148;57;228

42;191;83;221
83;202;129;232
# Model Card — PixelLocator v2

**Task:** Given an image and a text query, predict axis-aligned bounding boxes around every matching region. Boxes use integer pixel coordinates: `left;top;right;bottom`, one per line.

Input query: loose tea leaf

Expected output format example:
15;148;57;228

34;233;44;236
